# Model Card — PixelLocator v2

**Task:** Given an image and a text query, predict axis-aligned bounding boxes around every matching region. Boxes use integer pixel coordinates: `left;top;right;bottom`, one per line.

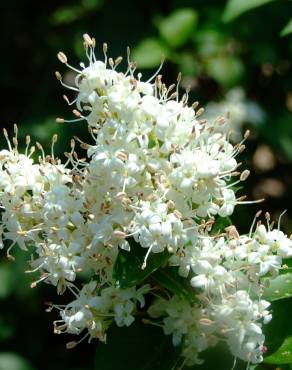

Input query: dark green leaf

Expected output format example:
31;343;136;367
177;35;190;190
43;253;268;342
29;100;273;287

152;266;196;303
264;298;292;356
263;273;292;301
211;216;232;235
113;239;170;288
187;342;246;370
222;0;274;23
95;320;181;370
0;265;14;299
158;8;198;48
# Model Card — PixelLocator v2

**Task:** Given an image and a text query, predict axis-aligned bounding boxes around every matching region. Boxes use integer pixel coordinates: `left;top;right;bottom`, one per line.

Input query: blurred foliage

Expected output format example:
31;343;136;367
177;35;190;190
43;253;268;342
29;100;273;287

0;0;292;369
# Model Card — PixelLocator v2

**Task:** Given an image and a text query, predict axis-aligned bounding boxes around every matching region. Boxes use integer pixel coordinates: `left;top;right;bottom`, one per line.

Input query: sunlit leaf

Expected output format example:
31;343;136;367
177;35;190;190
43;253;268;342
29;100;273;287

158;8;198;48
132;38;169;69
206;56;244;87
0;353;35;370
196;30;228;58
281;19;292;36
263;273;292;301
222;0;274;23
265;336;292;364
50;6;83;25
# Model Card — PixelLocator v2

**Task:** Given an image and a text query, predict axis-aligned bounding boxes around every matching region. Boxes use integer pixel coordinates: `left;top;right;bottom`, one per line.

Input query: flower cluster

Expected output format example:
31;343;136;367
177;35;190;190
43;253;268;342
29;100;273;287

0;34;291;367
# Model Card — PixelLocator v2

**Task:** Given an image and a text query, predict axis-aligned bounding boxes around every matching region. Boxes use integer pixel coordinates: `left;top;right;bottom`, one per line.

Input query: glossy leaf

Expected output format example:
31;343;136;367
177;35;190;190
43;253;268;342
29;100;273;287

263;273;292;301
95;320;181;370
264;299;292;355
113;239;170;288
222;0;274;23
158;8;198;48
265;336;292;364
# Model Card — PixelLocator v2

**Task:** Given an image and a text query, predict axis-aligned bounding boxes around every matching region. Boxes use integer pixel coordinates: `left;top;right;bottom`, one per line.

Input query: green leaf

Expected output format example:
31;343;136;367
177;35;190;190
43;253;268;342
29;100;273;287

211;216;232;235
222;0;274;23
265;337;292;364
263;299;292;357
158;8;198;48
152;266;196;303
132;38;169;69
113;239;170;288
187;343;246;370
206;56;244;88
0;353;35;370
263;273;292;301
0;265;14;299
50;5;83;25
281;19;292;37
175;52;201;76
95;320;181;370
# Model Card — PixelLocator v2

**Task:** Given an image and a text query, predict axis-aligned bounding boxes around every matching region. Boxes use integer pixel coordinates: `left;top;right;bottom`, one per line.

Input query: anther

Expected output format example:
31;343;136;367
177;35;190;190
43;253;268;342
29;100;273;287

109;58;114;68
115;56;123;66
83;33;93;46
244;130;250;139
66;341;78;349
3;128;8;138
55;71;62;81
57;52;68;64
196;107;205;117
113;230;126;239
72;109;82;118
56;117;64;123
240;170;250;181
